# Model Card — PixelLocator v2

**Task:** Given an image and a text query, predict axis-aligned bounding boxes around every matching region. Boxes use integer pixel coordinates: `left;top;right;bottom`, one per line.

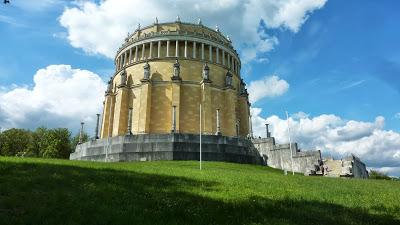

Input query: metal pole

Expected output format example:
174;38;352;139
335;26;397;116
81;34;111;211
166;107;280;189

286;111;294;176
199;103;202;170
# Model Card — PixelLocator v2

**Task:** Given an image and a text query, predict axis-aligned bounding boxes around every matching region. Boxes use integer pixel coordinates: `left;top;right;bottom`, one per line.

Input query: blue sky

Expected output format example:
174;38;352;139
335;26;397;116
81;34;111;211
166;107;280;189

0;0;399;175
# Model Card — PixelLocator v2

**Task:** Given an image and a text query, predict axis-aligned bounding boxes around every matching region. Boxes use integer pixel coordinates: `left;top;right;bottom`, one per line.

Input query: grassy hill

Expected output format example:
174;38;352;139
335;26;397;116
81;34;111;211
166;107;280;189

0;157;399;225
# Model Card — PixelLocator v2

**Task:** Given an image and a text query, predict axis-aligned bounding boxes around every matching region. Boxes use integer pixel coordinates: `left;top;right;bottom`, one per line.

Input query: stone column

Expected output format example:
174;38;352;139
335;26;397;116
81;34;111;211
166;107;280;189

149;42;153;59
228;54;231;69
216;48;219;63
171;105;176;133
193;41;197;58
129;48;132;64
175;40;179;57
157;41;161;58
222;50;225;65
209;45;212;62
184;41;187;58
124;51;127;66
135;46;138;62
79;122;84;144
95;114;100;139
141;43;146;60
216;109;221;135
127;107;133;135
201;43;204;60
166;40;170;57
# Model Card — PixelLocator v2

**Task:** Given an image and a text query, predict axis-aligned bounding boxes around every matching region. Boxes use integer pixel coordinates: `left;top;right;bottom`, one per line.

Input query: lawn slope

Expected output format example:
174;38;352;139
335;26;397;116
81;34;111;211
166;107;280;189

0;157;399;225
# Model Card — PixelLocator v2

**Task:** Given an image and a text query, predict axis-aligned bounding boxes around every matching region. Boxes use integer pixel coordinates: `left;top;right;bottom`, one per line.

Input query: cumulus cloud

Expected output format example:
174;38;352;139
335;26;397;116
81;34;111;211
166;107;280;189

251;108;400;176
248;75;289;103
59;0;327;61
0;65;106;133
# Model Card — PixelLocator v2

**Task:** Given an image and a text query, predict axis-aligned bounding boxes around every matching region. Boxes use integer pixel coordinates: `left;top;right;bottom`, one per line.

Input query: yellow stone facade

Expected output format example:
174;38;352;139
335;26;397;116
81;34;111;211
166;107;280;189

100;20;251;138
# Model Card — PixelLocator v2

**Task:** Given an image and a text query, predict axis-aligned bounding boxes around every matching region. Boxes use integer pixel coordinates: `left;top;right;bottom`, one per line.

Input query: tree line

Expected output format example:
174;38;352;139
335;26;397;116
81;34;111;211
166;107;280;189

0;127;89;158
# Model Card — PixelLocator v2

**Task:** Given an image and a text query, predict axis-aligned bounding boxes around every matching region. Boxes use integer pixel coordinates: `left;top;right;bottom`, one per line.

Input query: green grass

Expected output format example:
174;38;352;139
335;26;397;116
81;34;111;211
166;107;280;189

0;157;399;225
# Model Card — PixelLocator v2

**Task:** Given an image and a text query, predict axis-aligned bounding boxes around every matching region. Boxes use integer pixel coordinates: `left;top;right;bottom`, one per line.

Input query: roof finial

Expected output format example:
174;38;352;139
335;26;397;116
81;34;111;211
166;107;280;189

197;18;202;25
176;15;181;23
137;23;141;30
155;17;158;24
215;25;220;32
227;35;231;42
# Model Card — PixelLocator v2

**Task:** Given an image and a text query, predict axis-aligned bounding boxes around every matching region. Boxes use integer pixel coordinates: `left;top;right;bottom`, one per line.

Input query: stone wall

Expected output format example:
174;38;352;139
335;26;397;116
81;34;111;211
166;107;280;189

71;133;262;165
252;137;321;174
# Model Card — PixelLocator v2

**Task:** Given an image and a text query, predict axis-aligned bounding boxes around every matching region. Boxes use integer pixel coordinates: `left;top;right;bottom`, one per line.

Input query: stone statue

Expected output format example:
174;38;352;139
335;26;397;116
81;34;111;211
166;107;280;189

120;69;127;86
143;61;150;80
225;71;233;87
197;18;202;25
173;59;180;78
202;63;210;80
240;79;246;95
106;78;113;94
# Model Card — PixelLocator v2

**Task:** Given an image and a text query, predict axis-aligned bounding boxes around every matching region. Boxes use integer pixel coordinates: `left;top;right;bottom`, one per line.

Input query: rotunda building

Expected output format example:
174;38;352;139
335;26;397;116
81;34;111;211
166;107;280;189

71;19;260;164
100;19;250;138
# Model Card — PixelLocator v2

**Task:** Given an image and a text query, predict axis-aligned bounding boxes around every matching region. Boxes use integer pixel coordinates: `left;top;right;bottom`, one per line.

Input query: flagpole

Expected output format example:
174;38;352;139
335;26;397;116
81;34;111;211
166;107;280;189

286;111;294;176
199;103;202;170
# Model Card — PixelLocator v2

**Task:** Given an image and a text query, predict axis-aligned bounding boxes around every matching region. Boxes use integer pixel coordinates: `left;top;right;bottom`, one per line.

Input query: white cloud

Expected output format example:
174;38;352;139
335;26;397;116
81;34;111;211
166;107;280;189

395;113;400;119
59;0;327;61
0;65;106;134
251;108;400;176
248;75;289;103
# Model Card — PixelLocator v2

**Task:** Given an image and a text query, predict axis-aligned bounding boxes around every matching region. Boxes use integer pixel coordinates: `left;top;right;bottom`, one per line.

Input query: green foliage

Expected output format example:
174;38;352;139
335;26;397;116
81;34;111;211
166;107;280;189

0;158;399;225
0;127;77;159
0;128;32;156
369;170;392;180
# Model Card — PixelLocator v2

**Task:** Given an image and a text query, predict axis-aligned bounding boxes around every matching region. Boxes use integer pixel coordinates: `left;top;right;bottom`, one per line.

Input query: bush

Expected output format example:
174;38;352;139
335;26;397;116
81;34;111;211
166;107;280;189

0;127;88;159
369;170;392;180
0;128;32;156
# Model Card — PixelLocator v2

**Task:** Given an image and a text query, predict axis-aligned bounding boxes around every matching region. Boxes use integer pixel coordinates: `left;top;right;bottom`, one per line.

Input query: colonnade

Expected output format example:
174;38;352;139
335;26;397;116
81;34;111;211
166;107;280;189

115;39;241;75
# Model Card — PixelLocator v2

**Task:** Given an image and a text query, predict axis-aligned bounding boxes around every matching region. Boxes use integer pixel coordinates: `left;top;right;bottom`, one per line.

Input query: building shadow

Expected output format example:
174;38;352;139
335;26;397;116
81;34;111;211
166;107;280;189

0;160;398;225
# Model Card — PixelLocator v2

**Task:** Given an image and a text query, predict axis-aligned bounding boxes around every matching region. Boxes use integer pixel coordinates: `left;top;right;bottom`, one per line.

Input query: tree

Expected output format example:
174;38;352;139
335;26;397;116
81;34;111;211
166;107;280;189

26;127;48;157
369;170;392;180
39;128;72;159
0;128;32;156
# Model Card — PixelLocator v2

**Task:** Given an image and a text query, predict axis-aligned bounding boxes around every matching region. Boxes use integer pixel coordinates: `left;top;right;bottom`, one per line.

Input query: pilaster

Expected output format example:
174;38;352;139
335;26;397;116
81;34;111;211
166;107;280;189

137;80;152;133
223;88;237;137
171;79;181;132
201;80;213;134
100;94;115;138
112;86;130;136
